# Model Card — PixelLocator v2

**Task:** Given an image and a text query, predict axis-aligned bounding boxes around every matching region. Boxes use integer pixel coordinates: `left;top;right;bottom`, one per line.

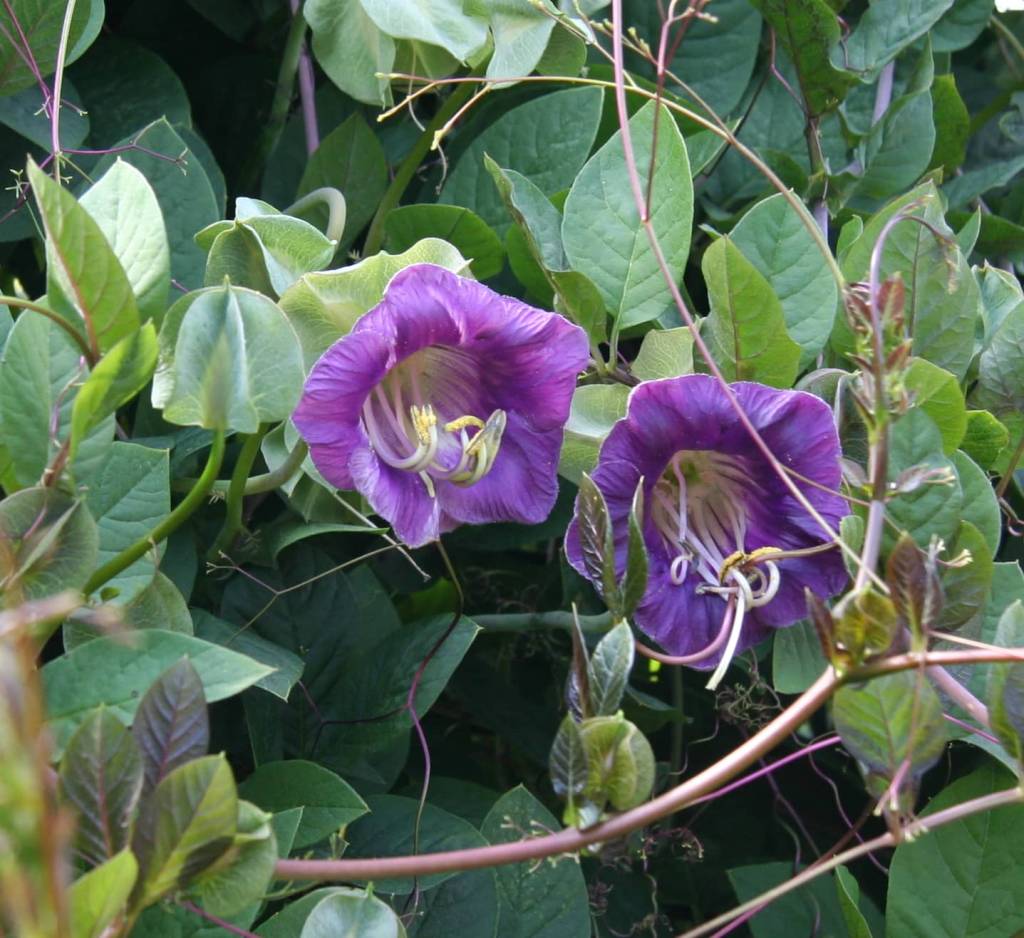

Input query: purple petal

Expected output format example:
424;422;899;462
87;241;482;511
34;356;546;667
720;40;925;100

349;447;444;548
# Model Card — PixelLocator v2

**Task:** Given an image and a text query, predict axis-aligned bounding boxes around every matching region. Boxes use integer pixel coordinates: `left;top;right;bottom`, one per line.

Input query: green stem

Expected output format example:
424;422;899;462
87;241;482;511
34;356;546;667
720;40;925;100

239;7;308;193
472;610;613;633
172;440;308;496
362;79;478;256
285;187;347;243
84;432;226;595
208;428;267;561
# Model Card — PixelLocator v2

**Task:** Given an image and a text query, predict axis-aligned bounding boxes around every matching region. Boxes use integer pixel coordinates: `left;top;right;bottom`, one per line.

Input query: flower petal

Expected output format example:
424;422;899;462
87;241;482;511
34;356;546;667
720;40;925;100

349;447;443;548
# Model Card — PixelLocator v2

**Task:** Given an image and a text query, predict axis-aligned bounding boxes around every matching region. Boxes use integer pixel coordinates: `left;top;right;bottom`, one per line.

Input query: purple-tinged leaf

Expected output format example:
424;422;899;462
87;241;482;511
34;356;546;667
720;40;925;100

59;707;143;868
132;657;209;796
886;533;943;640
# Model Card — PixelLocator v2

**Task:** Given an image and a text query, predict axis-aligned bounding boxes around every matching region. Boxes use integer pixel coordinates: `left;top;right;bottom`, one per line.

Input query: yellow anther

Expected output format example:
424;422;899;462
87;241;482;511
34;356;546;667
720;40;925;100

719;546;784;582
410;405;437;445
444;415;486;433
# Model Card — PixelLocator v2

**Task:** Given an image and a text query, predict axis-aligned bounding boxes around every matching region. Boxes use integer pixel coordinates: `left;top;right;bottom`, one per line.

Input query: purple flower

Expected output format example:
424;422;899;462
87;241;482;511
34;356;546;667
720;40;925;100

293;264;589;547
566;375;849;687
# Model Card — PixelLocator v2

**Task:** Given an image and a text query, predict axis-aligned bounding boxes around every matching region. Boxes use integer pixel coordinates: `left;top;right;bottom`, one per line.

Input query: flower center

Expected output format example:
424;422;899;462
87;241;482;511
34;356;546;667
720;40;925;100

360;348;505;496
650;450;783;690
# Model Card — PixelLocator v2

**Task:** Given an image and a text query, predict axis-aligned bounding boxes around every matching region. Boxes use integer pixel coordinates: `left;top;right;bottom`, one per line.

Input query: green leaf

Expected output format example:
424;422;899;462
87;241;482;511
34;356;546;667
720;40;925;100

563;101;692;330
833;0;954;79
904;358;967;454
59;708;143;868
345;795;488;893
484;0;555;81
0;312;114;487
988;602;1024;764
278;239;469;369
70;848;138;938
0;487;98;603
132;754;238;908
305;0;395;107
730;192;838;367
839;60;936;211
441;87;603;234
977;263;1024;346
960;411;1010;472
951;451;1001;556
701;235;801;387
549;714;587;806
93;119;220;291
132;658;209;796
832;671;947;781
943;155;1024;211
70;324;159;457
588;621;634;717
0;0;102;96
392;864;498;938
27;159;139;353
887;761;1024;938
80;159;170;323
485;156;607;342
631;327;694;381
933;0;993;51
43;629;273;754
359;0;487;61
929;74;969;176
883;410;962;552
972;300;1024;422
773;620;829;694
300;889;406;938
199;201;336;297
239;760;368;848
188;800;278;918
558;383;629;485
85;442;170;603
625;0;762;117
835;866;875;938
192;610;304;701
729;862;883;938
202;224;276;296
938;521;994;632
154;282;304;432
750;0;856;115
384;204;504;280
297;114;387;252
482;786;591;938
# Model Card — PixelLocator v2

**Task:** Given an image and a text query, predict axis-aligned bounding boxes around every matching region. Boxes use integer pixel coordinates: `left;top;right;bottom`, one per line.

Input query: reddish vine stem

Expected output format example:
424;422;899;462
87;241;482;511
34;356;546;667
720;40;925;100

274;648;1021;883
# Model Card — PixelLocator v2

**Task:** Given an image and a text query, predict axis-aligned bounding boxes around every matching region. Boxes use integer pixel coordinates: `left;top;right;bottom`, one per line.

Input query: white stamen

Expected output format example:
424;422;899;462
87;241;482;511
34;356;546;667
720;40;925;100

706;574;749;690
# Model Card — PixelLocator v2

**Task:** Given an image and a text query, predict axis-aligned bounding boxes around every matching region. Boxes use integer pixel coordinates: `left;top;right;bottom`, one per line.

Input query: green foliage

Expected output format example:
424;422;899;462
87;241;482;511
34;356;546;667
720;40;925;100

0;3;1022;934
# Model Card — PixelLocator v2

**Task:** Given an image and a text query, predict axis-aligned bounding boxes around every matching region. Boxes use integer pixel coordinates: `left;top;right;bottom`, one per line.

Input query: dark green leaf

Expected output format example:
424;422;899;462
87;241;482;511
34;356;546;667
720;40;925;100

834;0;953;79
383;204;504;279
773;620;829;693
482;786;590;938
887;761;1024;938
440;87;603;235
987;602;1024;764
345;795;488;893
750;0;856;115
238;760;367;848
192;610;304;701
297;114;387;252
